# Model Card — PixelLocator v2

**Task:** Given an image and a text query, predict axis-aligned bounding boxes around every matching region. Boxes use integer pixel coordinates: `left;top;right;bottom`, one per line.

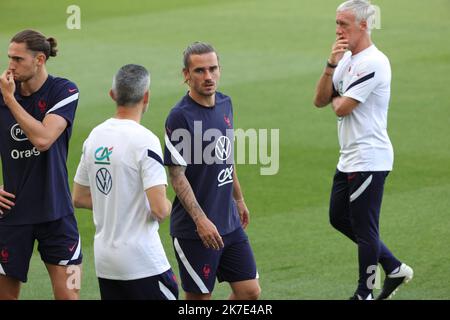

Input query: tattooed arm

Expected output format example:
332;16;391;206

168;165;224;250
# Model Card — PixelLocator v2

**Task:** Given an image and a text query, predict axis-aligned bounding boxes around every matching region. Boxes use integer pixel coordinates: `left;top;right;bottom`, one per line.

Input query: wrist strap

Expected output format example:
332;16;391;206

327;60;338;69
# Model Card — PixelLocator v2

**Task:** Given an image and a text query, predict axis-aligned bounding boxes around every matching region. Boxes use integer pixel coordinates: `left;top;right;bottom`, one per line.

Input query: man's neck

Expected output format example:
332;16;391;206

114;105;142;123
20;69;48;96
189;91;215;107
351;36;372;56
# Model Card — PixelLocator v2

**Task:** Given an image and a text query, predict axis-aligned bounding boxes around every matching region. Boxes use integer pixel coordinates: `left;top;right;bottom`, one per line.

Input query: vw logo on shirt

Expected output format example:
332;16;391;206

215;136;231;161
96;168;112;195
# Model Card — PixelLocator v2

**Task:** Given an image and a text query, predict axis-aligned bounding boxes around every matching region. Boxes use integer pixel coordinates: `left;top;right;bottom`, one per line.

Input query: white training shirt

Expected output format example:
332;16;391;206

333;45;394;172
74;118;171;280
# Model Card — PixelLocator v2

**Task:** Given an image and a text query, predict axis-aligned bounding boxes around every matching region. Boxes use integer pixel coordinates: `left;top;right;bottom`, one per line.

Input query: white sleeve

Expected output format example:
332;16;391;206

74;141;90;186
343;60;380;103
140;138;168;190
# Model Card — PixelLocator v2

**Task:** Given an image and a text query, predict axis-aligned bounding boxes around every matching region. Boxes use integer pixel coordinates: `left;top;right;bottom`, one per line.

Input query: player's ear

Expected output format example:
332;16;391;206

109;89;116;102
143;90;150;105
360;19;368;32
182;68;190;84
36;52;46;66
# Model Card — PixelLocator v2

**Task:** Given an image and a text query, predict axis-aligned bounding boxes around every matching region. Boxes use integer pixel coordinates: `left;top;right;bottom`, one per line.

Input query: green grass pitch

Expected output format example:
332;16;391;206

0;0;449;299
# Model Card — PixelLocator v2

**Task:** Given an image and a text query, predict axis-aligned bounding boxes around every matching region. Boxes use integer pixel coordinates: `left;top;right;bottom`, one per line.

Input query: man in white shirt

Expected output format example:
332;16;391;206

72;64;178;300
314;0;413;300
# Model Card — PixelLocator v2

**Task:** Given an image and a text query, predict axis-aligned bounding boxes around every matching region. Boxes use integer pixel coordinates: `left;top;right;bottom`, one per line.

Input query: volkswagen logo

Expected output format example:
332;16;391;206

96;168;112;195
215;136;231;161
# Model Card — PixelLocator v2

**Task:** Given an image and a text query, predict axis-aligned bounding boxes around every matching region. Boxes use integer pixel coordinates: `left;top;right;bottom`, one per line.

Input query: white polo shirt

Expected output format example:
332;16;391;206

74;118;171;280
333;45;394;172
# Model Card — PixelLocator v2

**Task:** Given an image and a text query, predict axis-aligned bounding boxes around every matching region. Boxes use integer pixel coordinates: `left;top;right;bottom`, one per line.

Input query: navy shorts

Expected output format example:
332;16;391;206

0;215;82;283
98;268;179;300
173;227;258;294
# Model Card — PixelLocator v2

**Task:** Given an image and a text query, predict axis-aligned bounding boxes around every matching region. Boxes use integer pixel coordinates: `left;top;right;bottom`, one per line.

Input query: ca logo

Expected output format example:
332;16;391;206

95;146;113;165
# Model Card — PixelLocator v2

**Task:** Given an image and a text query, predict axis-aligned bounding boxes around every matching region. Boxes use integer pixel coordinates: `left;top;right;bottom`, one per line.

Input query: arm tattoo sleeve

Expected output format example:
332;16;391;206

168;166;206;222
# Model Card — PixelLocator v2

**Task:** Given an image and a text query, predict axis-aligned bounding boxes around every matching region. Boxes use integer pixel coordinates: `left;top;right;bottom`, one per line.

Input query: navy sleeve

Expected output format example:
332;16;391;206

164;109;188;166
46;80;79;127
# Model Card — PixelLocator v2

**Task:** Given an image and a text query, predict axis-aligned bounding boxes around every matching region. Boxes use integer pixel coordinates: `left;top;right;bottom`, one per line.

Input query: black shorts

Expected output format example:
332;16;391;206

98;268;179;300
0;215;82;282
173;227;258;294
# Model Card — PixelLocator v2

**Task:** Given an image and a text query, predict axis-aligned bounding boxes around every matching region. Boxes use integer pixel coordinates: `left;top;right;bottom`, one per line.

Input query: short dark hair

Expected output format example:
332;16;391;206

112;64;150;106
183;42;218;69
11;29;58;60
